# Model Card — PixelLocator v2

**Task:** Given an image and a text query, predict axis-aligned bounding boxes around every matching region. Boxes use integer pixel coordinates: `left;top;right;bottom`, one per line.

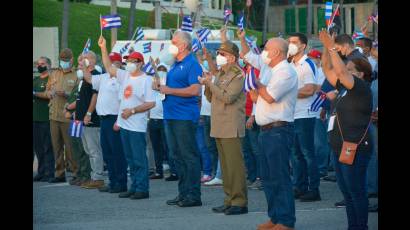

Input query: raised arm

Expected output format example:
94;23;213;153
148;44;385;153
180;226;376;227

98;36;117;77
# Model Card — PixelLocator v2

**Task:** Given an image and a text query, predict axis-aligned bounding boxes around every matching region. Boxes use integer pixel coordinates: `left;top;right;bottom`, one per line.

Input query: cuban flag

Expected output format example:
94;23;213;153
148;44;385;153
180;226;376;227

197;28;211;43
134;27;144;42
237;12;245;31
143;42;152;54
192;38;201;53
325;2;333;27
181;16;193;32
310;91;327;112
244;67;258;92
120;42;131;55
245;36;261;54
142;62;155;75
82;38;91;54
101;14;122;30
352;31;365;41
223;5;232;25
368;13;378;24
69;120;84;138
160;43;164;52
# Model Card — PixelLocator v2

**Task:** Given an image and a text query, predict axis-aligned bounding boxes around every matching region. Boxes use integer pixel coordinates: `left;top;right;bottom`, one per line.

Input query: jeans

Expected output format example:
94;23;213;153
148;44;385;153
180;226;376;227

291;117;320;193
120;128;149;193
333;149;372;230
100;115;127;190
215;160;222;179
202;115;219;176
33;121;55;178
241;116;261;182
164;119;201;201
367;123;378;195
148;119;168;176
314;118;332;176
259;124;296;228
197;118;212;176
81;126;105;181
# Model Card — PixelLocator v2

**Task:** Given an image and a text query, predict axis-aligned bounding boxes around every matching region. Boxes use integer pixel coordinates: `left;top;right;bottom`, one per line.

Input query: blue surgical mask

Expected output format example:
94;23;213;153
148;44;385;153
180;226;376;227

238;59;245;67
60;60;71;69
203;60;209;71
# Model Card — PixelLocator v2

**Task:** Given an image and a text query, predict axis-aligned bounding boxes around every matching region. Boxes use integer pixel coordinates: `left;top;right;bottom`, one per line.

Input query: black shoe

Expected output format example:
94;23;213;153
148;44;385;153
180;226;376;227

110;187;128;193
40;176;51;182
299;191;321;202
98;186;111;192
165;174;178;181
224;206;248;215
166;196;183;205
68;177;80;185
150;173;164;179
177;199;202;207
48;177;66;183
335;199;346;208
323;175;337;182
118;191;134;198
130;192;149;199
293;188;306;199
33;174;43;182
212;205;231;213
319;173;328;179
368;203;378;212
368;193;378;198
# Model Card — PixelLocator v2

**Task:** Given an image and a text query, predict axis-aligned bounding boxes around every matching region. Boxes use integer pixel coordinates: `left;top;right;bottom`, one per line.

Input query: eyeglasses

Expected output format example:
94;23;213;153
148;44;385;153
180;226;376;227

216;51;227;57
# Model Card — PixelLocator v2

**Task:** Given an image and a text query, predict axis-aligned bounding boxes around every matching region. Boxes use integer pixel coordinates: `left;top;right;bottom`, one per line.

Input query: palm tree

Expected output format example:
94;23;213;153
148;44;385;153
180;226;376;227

128;0;137;40
61;0;69;49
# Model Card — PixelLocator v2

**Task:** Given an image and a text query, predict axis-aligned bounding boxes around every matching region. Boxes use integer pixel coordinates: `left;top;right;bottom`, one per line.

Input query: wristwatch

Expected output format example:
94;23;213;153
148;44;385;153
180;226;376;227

86;112;92;116
131;109;136;114
329;47;337;52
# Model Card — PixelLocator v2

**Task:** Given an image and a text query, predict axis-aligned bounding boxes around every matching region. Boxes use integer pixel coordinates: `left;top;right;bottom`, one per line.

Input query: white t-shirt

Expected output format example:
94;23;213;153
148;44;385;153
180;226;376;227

200;85;211;116
92;73;121;116
244;51;298;125
292;55;318;119
116;69;155;132
150;89;164;119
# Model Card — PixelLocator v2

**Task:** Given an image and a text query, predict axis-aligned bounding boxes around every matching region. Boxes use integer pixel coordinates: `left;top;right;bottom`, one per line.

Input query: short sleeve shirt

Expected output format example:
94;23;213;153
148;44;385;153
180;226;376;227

33;76;50;122
76;69;100;127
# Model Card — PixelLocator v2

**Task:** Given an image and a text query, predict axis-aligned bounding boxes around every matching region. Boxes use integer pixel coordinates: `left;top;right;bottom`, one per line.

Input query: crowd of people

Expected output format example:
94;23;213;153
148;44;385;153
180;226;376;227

33;26;378;230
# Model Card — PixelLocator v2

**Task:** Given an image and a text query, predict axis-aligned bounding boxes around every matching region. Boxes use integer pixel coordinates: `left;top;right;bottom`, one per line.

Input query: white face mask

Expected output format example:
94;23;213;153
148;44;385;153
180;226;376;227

157;71;167;78
261;50;272;65
287;43;299;57
216;55;228;66
84;58;90;67
125;62;137;73
76;69;84;80
160;52;175;66
168;44;179;57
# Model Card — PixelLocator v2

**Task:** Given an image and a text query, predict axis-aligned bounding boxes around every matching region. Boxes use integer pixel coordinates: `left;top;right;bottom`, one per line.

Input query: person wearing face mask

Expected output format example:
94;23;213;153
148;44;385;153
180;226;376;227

320;29;374;230
45;48;79;183
81;52;128;193
287;33;322;202
98;36;156;200
238;28;298;230
33;56;55;182
333;34;367;63
198;40;248;215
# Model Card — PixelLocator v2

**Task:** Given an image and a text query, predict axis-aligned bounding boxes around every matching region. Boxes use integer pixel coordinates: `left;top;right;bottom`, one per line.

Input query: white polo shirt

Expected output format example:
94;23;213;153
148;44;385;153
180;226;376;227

150;89;164;119
292;54;318;119
244;52;298;126
200;85;211;116
116;69;155;132
314;67;326;119
92;73;121;116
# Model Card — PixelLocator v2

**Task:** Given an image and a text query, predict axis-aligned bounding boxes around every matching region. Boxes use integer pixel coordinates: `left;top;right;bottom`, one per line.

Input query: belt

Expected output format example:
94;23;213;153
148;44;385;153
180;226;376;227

260;121;288;131
100;114;117;119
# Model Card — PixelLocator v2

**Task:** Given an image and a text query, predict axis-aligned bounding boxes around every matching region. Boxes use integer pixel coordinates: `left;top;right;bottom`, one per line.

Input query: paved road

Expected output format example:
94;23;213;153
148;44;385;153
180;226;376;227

33;161;378;230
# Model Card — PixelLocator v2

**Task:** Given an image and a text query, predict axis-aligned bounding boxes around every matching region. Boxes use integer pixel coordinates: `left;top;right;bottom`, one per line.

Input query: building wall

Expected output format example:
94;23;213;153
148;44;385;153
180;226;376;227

33;27;59;68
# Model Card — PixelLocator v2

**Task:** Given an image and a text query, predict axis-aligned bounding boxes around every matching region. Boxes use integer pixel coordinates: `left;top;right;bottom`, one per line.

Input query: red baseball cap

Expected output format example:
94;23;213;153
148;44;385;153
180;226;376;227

109;52;122;63
307;49;322;59
124;51;144;63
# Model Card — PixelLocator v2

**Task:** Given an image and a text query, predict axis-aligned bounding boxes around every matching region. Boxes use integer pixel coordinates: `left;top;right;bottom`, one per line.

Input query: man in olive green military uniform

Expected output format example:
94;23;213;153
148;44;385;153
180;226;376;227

33;56;55;182
198;40;248;215
45;48;79;183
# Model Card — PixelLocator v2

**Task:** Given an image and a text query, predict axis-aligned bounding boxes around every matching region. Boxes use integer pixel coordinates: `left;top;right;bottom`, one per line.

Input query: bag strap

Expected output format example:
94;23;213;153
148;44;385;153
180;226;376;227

336;112;371;145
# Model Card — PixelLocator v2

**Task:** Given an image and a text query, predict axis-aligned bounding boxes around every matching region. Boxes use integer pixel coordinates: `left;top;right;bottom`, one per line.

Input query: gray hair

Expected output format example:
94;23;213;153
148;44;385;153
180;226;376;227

39;56;52;67
174;31;192;51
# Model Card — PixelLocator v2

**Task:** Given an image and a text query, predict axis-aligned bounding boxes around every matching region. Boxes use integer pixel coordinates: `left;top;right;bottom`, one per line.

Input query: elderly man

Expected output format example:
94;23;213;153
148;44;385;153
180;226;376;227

160;31;203;207
33;56;55;182
199;40;248;215
46;48;79;183
239;29;298;230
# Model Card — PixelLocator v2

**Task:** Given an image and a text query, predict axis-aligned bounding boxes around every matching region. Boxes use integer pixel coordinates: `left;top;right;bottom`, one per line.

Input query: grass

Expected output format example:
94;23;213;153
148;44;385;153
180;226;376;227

33;0;275;57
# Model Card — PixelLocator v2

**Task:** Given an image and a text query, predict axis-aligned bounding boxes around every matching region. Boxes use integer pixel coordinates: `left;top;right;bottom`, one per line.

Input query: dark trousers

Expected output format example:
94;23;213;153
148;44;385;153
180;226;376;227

71;136;91;180
259;124;296;228
202;115;219;176
100;115;127;190
241;116;261;182
164;119;201;201
33;121;55;178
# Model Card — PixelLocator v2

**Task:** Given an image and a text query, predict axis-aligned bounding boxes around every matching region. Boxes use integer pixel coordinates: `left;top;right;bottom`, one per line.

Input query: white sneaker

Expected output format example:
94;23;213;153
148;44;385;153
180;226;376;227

204;177;223;186
163;164;170;171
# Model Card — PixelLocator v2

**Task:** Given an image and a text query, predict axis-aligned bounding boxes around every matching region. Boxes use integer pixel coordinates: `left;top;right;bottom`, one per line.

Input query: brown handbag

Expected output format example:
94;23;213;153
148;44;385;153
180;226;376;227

336;114;371;165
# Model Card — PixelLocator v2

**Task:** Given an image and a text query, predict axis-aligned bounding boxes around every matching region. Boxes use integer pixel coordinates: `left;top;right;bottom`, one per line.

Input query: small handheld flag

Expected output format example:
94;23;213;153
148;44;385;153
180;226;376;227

245;36;261;54
100;14;122;30
325;2;333;27
181;16;193;32
142;61;155;75
192;38;202;53
120;42;131;55
237;13;245;31
244;67;258;92
134;27;144;42
69;120;84;138
197;28;211;43
82;38;91;54
352;31;365;41
223;5;232;26
310;91;327;112
143;42;152;54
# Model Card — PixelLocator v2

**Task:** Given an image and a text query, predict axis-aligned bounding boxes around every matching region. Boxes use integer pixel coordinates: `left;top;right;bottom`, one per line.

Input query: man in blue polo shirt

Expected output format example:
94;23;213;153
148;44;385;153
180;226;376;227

160;31;203;207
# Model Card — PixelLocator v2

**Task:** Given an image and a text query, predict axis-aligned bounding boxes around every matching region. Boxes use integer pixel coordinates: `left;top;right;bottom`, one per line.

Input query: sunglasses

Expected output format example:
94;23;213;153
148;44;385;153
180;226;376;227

216;51;228;57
